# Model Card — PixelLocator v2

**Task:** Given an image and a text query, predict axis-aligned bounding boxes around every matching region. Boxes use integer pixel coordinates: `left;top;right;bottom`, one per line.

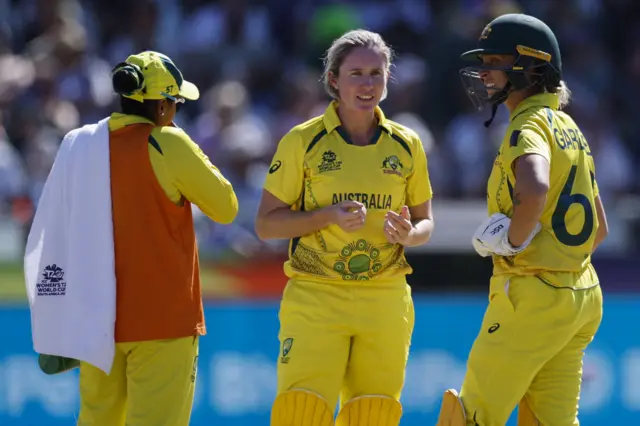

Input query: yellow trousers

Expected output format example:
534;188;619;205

77;336;199;426
276;278;414;411
460;275;603;426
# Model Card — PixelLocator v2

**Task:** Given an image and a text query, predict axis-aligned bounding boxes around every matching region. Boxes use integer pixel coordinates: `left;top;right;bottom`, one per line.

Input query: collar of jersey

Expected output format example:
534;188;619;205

108;113;155;132
322;100;393;135
509;93;560;122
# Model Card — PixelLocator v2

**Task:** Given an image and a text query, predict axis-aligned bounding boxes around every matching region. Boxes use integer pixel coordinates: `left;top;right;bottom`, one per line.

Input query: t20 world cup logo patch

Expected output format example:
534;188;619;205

37;264;67;296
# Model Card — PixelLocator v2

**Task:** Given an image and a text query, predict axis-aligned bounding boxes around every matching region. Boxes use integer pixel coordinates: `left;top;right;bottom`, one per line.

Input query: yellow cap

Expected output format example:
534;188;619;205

112;51;199;103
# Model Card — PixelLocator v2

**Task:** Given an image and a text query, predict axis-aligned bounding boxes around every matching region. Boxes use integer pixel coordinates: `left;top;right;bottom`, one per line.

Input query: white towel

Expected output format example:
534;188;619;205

24;116;116;374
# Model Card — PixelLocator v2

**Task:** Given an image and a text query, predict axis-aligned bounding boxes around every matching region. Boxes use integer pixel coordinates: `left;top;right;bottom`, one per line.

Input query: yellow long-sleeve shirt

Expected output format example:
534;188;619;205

108;113;238;224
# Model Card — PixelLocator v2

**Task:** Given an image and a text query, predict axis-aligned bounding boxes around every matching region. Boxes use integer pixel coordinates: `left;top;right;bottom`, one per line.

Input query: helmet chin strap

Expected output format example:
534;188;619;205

484;81;512;128
484;104;500;128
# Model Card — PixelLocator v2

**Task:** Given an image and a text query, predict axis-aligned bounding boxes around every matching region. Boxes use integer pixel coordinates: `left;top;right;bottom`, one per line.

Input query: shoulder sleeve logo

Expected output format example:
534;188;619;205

487;323;500;333
269;160;282;174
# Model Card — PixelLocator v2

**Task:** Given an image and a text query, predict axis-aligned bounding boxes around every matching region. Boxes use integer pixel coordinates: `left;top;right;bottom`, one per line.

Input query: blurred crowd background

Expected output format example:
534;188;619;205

0;2;639;425
1;0;639;276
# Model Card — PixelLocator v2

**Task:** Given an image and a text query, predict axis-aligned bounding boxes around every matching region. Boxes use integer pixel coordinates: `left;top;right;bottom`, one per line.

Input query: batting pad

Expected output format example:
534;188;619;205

435;389;467;426
271;389;334;426
517;397;539;426
335;395;402;426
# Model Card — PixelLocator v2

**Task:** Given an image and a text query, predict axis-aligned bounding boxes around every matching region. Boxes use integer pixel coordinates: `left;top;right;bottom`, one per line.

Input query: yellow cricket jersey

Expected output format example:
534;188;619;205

264;101;433;282
487;93;600;289
108;113;238;224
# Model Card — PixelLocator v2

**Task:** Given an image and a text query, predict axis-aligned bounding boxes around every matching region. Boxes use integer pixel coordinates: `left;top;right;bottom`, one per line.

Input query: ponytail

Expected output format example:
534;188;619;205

546;80;572;110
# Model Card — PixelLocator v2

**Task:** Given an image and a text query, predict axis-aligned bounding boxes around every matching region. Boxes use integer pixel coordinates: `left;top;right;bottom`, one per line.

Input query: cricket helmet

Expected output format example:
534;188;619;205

459;13;562;112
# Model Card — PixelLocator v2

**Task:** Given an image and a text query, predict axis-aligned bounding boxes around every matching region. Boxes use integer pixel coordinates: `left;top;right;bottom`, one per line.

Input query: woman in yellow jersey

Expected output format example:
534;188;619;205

436;14;609;426
256;30;434;426
36;51;238;426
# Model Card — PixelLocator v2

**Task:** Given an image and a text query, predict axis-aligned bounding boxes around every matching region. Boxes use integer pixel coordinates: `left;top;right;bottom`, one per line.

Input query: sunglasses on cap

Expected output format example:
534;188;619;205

161;92;186;104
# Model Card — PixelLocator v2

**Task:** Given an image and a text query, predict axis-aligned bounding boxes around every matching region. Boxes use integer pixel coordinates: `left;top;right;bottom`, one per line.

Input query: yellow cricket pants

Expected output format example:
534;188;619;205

276;278;414;412
459;274;603;426
77;336;199;426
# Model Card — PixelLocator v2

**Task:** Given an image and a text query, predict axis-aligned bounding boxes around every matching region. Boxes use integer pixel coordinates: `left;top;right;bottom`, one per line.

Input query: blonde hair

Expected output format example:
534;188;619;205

321;29;394;101
547;80;572;110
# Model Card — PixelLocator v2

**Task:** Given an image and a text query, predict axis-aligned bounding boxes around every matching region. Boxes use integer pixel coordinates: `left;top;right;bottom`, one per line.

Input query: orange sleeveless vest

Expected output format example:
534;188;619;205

109;123;205;342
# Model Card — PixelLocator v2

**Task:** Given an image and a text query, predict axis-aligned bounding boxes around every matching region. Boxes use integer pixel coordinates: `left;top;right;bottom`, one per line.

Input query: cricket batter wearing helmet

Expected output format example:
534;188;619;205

255;29;434;426
436;14;609;426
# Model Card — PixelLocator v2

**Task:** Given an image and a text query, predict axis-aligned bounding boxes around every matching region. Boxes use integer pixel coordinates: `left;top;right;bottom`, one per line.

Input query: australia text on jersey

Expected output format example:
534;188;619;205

332;193;393;210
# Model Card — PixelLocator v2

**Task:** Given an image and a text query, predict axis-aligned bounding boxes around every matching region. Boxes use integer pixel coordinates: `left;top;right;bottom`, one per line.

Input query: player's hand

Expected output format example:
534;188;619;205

384;206;414;245
473;213;541;257
329;200;367;232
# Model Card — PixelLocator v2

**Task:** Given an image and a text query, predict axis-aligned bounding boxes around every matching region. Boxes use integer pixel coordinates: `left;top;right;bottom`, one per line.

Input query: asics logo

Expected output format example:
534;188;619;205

489;224;504;235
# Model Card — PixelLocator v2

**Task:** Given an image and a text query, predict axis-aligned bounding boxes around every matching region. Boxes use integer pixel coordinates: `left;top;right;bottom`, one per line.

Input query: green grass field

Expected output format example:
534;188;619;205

0;262;27;303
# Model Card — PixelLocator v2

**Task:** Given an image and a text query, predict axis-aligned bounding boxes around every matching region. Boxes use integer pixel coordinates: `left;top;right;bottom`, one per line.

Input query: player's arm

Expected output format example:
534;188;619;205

406;200;434;246
404;137;434;247
592;195;609;253
156;127;239;224
255;130;320;240
255;131;365;240
384;136;434;247
508;152;550;247
504;129;551;248
256;190;339;240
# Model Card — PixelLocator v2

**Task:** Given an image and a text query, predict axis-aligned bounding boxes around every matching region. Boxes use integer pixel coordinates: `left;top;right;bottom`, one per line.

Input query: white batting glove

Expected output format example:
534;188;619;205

472;213;541;257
